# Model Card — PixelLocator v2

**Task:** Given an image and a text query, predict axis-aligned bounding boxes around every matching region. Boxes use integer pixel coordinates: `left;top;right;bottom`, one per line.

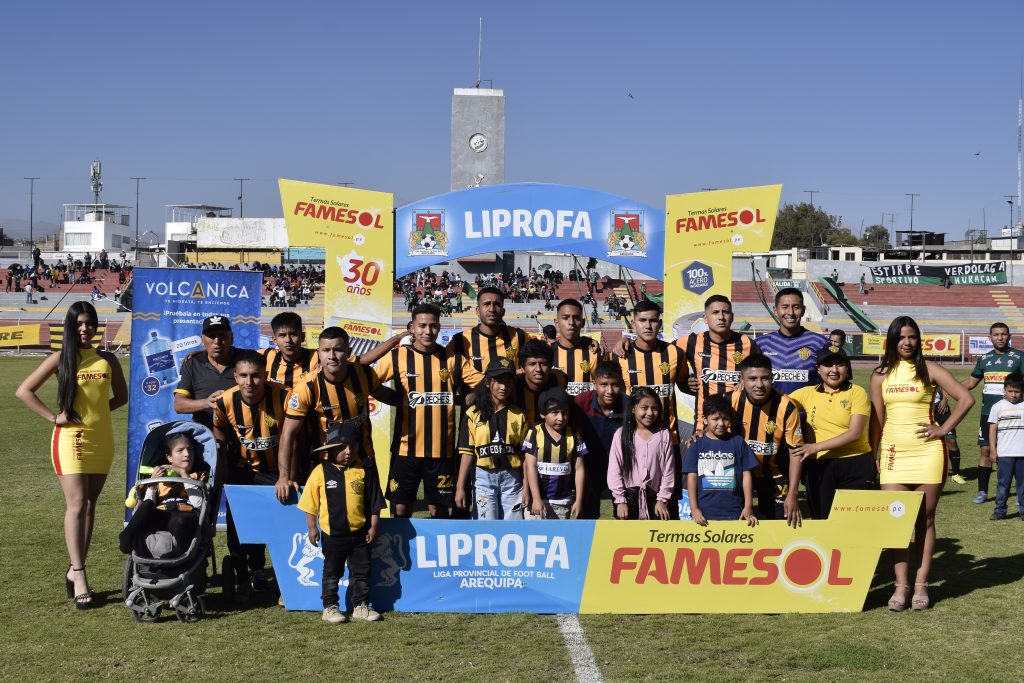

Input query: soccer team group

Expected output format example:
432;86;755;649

24;282;1023;622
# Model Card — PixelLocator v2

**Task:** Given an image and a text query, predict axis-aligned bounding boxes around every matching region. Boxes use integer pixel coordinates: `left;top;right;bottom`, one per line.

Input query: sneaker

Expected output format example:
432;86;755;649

950;473;967;485
351;603;381;622
972;492;988;504
322;605;348;623
989;512;1006;521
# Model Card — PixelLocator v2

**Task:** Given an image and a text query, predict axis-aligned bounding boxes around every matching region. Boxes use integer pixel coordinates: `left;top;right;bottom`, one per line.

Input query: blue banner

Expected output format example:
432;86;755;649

226;485;595;613
395;183;664;279
126;269;263;521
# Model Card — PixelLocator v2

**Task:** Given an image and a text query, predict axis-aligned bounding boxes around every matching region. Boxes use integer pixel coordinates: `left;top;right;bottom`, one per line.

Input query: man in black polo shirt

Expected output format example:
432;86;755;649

173;315;245;431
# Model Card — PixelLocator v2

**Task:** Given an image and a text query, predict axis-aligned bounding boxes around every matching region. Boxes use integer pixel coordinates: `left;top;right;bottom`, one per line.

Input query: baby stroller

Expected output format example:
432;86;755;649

122;421;230;623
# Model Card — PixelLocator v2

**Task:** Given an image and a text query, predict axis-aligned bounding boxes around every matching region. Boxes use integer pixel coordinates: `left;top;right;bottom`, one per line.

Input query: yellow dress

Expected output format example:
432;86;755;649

51;349;114;475
879;360;944;484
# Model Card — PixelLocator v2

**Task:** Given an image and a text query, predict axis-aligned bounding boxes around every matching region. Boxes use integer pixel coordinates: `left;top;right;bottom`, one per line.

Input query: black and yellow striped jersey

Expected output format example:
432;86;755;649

511;371;569;425
727;389;803;479
261;347;320;389
522;424;587;503
458;405;530;469
679;331;760;421
285;366;382;458
617;340;687;442
446;324;527;389
551;339;602;395
373;345;462;459
297;459;385;535
213;382;290;474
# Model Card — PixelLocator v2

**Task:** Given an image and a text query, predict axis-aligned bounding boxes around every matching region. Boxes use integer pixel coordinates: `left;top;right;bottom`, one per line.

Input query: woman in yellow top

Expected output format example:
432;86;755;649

17;302;128;608
869;316;972;612
787;344;874;521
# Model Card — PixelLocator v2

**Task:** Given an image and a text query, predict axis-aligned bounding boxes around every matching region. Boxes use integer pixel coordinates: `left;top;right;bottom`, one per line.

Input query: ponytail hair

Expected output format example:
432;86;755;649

619;387;662;479
57;301;98;421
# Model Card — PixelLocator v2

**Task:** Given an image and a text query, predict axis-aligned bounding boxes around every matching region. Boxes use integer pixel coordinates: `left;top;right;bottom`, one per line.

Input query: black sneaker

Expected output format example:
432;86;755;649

989;512;1005;521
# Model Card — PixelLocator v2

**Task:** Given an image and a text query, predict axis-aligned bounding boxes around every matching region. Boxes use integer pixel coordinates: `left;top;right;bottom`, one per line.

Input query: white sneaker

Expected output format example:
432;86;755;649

322;605;348;623
351;603;381;622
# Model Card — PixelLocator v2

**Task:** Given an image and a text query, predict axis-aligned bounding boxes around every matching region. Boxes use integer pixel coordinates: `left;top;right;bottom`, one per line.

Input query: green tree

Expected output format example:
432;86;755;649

862;224;891;249
770;202;842;249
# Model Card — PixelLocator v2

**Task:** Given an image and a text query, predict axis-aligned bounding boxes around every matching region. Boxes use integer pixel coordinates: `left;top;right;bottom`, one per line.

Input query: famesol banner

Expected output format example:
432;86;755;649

863;333;960;356
228;488;921;614
870;262;1006;285
663;185;782;341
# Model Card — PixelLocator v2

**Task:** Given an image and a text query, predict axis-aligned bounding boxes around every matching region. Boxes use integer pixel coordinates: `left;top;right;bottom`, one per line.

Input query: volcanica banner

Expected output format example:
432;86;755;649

663;185;782;341
227;488;921;614
395;183;664;279
870;261;1007;285
126;268;263;518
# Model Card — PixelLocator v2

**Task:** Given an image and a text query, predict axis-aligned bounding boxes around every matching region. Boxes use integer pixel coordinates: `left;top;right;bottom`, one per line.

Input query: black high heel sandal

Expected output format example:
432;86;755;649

69;567;92;609
66;564;96;600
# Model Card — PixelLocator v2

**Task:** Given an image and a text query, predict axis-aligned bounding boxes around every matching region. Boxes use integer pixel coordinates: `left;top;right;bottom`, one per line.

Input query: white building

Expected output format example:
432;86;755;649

61;204;133;255
164;204;233;247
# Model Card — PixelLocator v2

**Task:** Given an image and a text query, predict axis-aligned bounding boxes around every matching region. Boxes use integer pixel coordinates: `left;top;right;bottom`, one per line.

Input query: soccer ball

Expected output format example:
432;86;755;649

419;234;437;250
618;234;635;251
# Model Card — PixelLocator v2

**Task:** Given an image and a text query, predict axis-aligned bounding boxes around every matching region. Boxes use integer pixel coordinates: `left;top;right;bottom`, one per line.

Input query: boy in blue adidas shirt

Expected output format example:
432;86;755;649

683;395;759;525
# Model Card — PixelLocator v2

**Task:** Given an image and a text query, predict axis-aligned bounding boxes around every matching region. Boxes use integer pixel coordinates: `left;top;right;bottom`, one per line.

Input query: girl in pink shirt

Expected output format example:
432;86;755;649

607;387;674;520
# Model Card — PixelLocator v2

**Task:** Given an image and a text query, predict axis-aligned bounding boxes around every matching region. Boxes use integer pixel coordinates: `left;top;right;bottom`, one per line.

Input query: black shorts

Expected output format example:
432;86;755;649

387;455;455;507
979;413;991;447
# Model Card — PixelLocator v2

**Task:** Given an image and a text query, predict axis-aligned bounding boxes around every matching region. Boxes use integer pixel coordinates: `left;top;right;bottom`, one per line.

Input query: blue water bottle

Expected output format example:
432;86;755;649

143;330;178;387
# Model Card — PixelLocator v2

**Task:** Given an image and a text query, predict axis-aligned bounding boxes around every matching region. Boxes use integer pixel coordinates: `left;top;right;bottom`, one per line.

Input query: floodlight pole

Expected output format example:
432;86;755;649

234;178;249;218
131;177;145;251
24;177;39;250
906;193;920;261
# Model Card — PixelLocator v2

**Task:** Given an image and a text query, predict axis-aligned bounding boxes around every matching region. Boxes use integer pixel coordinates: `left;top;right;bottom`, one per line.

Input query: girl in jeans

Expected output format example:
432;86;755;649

456;357;531;519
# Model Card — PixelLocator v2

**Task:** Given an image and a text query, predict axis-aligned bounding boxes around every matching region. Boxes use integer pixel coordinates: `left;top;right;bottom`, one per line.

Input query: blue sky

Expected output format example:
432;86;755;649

2;1;1023;241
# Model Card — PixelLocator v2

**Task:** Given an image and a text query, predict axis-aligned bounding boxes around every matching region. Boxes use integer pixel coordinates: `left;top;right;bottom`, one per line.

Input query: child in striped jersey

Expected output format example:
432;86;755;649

523;388;587;520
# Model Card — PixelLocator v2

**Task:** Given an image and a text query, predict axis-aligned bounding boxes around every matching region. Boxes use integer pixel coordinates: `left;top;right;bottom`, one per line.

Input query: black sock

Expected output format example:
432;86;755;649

948;450;961;475
978;466;993;494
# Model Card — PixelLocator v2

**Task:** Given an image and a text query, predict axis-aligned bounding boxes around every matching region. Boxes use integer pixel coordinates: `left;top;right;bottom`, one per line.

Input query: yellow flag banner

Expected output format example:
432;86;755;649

0;323;41;347
279;179;395;513
278;179;395;341
663;185;782;340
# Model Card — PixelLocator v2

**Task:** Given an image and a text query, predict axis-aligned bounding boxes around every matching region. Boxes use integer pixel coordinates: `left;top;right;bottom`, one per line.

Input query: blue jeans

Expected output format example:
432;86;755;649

994;457;1024;517
473;466;524;520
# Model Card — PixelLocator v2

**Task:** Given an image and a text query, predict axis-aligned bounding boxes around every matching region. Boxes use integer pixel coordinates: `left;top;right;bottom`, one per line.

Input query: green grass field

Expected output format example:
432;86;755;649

1;357;1021;682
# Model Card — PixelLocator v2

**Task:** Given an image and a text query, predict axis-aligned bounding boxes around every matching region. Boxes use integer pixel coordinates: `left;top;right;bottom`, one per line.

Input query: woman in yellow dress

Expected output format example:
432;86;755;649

869;316;972;611
17;302;128;608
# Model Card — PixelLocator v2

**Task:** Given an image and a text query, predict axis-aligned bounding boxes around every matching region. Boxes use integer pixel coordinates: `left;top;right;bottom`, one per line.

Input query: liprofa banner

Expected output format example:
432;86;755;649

227;487;920;614
126;268;263;520
870;262;1006;285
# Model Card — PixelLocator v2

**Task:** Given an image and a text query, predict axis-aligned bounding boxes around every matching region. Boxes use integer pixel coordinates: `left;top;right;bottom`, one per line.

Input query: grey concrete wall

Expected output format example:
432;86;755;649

451;88;505;191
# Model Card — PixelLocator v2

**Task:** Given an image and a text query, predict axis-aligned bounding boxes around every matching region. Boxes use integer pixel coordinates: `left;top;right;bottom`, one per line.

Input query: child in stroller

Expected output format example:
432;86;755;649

120;432;207;557
121;421;225;622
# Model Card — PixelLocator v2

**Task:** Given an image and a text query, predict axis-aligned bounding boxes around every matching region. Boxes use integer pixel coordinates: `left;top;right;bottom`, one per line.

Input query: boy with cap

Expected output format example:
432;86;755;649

787;343;874;519
522;387;588;520
299;421;385;624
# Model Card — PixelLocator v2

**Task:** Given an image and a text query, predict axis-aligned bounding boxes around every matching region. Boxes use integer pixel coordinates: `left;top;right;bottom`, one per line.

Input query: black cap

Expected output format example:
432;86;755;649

202;314;231;334
484;356;516;378
313;421;362;453
816;343;849;365
538;387;571;415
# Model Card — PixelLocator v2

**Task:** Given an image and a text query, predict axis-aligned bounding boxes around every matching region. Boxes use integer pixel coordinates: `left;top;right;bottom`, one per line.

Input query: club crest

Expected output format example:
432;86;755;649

409;210;448;256
606;211;647;257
